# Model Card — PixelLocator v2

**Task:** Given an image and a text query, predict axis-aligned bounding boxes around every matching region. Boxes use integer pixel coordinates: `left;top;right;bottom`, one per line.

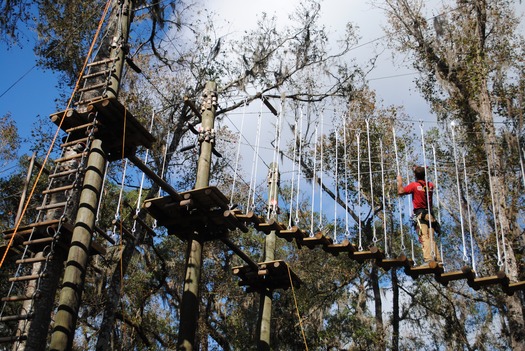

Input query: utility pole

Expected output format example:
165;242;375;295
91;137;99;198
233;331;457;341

257;162;280;351
177;81;217;350
49;1;133;350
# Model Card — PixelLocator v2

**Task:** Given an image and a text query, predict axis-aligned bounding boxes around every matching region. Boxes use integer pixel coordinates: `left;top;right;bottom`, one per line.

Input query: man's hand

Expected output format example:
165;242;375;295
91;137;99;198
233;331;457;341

397;174;405;195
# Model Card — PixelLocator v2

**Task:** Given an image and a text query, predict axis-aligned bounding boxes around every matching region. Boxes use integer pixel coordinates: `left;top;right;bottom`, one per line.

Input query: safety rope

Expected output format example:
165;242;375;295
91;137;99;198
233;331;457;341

319;113;324;231
431;145;442;224
294;108;305;226
485;139;503;269
365;119;375;227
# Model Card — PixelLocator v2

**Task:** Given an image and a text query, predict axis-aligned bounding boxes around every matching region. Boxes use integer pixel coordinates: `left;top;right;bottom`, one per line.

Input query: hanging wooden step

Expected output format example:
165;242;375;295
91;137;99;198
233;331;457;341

54;151;88;165
232;211;264;226
435;266;475;286
65;122;95;134
301;232;333;249
232;260;301;293
49;168;81;179
377;253;412;271
351;246;384;263
256;218;286;235
222;210;249;233
86;57;118;67
16;256;50;265
81;68;115;80
277;226;307;246
76;82;108;94
503;281;525;296
405;260;444;279
322;239;356;256
467;270;508;291
61;136;90;149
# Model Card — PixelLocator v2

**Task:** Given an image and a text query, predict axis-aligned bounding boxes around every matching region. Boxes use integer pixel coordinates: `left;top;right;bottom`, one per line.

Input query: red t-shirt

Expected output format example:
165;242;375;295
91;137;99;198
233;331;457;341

404;180;434;210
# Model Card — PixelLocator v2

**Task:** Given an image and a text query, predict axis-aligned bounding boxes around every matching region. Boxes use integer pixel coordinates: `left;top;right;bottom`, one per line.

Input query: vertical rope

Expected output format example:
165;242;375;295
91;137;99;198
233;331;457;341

519;144;525;188
419;122;435;258
357;130;363;251
333;131;339;243
295;108;305;225
310;127;318;237
230;99;246;208
246;100;264;212
431;145;442;224
288;120;298;229
365;119;374;217
343;115;350;238
392;127;405;251
319;113;324;231
380;139;388;256
462;151;476;271
450;123;468;262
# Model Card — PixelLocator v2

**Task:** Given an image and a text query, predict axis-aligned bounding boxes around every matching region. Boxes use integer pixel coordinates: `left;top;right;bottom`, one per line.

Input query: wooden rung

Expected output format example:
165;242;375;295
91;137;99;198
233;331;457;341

54;151;88;164
277;226;305;243
16;256;50;264
65;122;94;134
222;210;249;233
323;239;356;256
234;211;263;225
49;168;80;179
36;201;67;211
42;184;75;195
76;82;107;93
351;246;383;262
86;57;118;67
9;274;43;283
1;295;33;302
61;137;90;148
0;313;33;322
23;237;54;246
0;335;27;343
3;219;62;234
81;68;115;80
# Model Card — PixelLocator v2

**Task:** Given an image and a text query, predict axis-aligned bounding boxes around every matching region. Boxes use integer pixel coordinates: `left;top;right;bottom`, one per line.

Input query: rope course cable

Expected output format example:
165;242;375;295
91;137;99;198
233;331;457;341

246;99;264;213
380;139;388;257
288;119;298;229
333;131;339;243
295;108;305;226
343;114;350;238
356;130;363;251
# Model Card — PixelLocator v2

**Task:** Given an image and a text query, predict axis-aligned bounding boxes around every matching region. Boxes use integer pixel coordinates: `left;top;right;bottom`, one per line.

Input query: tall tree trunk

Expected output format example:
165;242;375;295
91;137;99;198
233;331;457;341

391;268;399;351
370;265;385;350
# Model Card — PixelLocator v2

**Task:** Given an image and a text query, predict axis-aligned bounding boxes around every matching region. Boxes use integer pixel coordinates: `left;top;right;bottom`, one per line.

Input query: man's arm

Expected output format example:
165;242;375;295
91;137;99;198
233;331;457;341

397;175;406;196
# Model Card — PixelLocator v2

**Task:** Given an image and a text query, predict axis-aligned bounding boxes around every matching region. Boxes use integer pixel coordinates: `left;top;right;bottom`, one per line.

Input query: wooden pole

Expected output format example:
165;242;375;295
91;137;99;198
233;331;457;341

177;81;217;350
257;162;280;351
48;139;106;351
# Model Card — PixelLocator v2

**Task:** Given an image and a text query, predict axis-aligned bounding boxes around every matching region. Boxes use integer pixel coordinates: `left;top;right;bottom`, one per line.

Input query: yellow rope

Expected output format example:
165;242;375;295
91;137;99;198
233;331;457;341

287;264;308;351
0;0;113;269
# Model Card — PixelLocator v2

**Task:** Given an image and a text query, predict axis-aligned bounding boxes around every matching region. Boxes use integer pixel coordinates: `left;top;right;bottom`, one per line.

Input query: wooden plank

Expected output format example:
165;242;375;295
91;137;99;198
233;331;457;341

377;253;411;271
351;246;383;262
404;261;444;280
301;232;333;249
323;239;356;256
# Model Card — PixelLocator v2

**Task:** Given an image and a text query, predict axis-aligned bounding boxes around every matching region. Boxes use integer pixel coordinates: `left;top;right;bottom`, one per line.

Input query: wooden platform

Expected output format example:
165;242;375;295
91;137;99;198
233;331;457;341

143;186;249;241
232;260;301;292
50;97;156;160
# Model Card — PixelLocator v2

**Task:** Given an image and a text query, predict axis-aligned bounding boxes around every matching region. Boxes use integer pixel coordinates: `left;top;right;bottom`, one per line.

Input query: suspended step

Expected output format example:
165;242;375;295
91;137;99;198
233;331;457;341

377;253;412;271
9;274;44;283
435;266;475;286
467;270;508;291
76;82;108;94
256;218;287;235
301;232;333;249
16;255;51;265
86;57;118;67
222;210;249;233
277;226;308;247
351;246;384;263
231;211;264;226
503;281;525;296
54;151;88;165
81;68;115;80
1;294;35;302
41;184;75;195
232;260;301;293
144;186;246;241
35;201;67;212
322;239;356;256
61;136;90;149
405;260;444;279
49;168;82;179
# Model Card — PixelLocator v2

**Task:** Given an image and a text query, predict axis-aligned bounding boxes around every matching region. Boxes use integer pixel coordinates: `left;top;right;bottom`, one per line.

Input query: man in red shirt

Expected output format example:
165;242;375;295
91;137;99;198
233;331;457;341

397;166;441;266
